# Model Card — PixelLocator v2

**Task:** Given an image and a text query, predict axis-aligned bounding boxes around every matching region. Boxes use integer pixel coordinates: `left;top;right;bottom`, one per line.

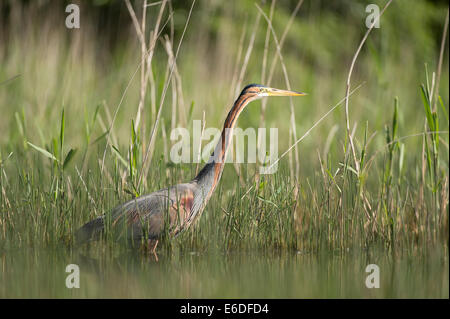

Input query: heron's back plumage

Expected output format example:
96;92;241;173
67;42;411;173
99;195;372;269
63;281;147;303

76;182;202;245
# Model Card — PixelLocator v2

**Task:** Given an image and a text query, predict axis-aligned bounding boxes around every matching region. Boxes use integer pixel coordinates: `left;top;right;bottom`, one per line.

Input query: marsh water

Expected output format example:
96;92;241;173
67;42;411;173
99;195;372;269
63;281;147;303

0;245;448;298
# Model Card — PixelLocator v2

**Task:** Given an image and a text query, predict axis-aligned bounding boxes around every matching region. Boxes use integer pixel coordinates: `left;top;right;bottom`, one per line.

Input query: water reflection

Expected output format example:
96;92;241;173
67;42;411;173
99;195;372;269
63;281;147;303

0;245;448;298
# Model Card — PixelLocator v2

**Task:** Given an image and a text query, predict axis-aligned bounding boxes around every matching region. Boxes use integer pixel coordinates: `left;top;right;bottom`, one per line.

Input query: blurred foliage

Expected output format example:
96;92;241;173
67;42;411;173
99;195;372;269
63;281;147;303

0;0;448;182
0;2;448;298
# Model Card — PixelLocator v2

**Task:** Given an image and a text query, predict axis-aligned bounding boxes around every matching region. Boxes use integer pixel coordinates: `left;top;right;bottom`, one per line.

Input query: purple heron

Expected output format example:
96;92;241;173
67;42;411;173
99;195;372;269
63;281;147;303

76;84;305;250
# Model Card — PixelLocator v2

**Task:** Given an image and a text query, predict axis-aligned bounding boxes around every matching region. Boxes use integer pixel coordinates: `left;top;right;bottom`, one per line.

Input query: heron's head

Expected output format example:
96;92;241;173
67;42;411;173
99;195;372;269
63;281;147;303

240;83;307;99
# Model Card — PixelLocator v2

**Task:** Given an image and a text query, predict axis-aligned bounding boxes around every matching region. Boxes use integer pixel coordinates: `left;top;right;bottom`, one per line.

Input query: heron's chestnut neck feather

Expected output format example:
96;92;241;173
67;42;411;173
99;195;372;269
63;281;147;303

193;89;258;201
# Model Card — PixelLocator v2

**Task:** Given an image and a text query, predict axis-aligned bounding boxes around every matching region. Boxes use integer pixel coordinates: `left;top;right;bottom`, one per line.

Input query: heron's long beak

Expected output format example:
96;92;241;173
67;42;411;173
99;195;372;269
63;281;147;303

265;87;307;97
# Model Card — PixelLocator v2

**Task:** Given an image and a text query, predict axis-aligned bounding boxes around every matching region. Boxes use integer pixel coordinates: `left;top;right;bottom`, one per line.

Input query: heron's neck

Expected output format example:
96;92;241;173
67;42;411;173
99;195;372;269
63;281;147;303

193;93;253;199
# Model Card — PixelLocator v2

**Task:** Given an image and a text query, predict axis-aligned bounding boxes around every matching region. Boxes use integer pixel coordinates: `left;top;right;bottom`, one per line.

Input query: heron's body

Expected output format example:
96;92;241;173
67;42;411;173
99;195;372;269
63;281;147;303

76;182;199;244
75;84;305;246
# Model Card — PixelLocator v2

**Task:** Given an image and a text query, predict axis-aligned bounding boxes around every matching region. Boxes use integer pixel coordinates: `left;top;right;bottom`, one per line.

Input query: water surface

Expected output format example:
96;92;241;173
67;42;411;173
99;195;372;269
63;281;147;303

1;246;447;298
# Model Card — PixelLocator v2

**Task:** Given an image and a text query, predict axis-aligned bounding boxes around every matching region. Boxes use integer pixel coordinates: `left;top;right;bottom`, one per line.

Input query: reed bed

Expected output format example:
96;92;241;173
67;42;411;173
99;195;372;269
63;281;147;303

0;0;448;257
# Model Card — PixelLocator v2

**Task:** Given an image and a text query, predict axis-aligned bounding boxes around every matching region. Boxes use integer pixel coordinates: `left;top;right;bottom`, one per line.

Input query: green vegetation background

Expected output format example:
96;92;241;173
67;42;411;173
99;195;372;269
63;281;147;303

0;0;448;254
0;0;448;299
